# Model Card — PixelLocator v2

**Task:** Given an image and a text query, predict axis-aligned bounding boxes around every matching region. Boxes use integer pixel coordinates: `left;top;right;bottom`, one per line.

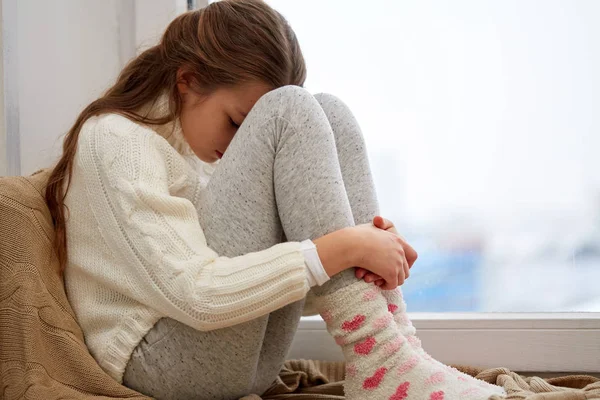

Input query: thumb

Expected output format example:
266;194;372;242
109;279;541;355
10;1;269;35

373;215;394;230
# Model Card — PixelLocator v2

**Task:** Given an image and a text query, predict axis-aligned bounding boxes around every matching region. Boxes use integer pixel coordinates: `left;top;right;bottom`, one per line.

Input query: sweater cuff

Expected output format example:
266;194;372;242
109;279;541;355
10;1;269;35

300;239;330;287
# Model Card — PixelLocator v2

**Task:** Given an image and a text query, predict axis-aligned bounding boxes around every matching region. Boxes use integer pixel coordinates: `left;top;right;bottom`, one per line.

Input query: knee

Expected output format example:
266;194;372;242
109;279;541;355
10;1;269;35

313;92;364;146
252;85;325;123
313;92;339;105
313;92;352;117
258;85;315;108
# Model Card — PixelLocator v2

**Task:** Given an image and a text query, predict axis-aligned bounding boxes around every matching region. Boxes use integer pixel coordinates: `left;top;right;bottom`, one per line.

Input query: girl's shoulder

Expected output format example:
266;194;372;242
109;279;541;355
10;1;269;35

77;113;177;176
80;113;155;141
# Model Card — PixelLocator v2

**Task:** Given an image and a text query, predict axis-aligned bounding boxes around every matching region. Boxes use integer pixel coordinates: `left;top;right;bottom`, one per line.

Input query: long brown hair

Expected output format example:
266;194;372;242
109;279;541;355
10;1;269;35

45;0;306;276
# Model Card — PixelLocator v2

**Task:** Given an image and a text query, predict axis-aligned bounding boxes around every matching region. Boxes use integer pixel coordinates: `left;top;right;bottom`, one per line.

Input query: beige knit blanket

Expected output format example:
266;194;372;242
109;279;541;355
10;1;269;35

243;360;600;400
1;170;598;400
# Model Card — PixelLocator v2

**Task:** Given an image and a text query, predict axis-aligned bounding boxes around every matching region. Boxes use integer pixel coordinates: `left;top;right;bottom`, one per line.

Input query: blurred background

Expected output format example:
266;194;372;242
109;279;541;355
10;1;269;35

1;0;599;312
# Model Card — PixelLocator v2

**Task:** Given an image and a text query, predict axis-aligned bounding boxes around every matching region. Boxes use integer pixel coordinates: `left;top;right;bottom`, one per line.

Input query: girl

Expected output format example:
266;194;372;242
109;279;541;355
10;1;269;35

45;1;506;399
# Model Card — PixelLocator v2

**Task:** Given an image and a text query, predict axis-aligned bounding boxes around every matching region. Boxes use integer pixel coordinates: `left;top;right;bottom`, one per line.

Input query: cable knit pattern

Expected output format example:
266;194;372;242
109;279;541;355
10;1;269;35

63;98;314;384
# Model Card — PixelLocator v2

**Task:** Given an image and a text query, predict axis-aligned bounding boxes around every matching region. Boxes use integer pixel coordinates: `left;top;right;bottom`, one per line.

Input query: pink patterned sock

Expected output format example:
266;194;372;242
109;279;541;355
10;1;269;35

316;280;506;399
377;286;506;394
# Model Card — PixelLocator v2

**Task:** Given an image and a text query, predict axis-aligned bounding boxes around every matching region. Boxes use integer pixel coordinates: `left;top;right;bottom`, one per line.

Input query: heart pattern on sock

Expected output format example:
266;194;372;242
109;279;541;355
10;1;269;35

373;313;393;329
388;303;399;313
389;381;410;400
346;363;357;378
383;336;404;355
363;288;379;301
354;336;376;355
460;387;483;397
425;371;446;385
342;314;366;332
363;367;388;389
407;335;422;348
397;355;419;375
429;390;445;400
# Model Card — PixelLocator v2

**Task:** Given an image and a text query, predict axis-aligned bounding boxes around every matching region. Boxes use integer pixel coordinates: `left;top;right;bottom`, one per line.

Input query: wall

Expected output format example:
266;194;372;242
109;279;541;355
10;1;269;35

15;0;122;175
1;0;21;176
0;1;6;175
6;0;188;176
134;0;188;53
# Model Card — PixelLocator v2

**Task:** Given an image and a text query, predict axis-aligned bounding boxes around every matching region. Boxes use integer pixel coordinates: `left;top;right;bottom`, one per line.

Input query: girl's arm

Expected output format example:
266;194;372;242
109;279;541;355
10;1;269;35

77;115;357;331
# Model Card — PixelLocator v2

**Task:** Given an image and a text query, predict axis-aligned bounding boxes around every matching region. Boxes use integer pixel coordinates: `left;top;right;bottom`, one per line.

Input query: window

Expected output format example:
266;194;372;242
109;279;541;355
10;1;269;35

4;0;597;372
264;0;600;371
267;0;600;313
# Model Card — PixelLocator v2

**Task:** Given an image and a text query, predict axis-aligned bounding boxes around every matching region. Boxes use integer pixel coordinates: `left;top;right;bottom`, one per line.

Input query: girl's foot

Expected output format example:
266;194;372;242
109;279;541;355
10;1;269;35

377;286;504;394
316;280;506;399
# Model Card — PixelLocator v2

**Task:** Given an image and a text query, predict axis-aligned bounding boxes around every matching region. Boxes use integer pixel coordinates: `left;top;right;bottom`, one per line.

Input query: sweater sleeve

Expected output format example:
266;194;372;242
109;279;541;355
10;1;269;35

300;239;331;287
77;115;313;331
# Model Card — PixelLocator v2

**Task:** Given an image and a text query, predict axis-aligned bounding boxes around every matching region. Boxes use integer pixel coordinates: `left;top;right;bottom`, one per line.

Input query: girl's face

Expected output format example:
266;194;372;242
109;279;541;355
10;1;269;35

177;79;271;163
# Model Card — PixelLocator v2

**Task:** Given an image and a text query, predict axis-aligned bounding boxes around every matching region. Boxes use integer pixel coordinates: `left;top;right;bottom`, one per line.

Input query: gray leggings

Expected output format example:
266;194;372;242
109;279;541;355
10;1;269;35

122;86;380;399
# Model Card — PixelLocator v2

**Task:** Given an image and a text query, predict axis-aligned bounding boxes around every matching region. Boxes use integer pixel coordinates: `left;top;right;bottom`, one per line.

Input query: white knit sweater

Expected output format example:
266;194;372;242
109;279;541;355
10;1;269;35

63;97;325;383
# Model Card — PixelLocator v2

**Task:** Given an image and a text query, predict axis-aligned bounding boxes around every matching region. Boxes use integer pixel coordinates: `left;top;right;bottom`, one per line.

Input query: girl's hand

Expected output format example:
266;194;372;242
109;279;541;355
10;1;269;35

355;216;418;287
346;220;408;291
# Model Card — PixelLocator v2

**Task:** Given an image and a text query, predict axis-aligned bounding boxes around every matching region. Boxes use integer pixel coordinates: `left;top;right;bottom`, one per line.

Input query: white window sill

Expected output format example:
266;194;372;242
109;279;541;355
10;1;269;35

288;313;600;373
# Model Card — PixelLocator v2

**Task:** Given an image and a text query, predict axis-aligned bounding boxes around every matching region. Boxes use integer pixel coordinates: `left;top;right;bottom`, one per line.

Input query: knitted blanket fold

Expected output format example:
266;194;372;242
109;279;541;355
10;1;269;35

242;360;600;400
0;170;150;400
1;170;598;400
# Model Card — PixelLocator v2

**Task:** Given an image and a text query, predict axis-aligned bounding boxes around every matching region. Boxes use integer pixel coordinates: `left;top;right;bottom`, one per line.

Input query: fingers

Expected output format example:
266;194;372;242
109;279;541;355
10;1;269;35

355;267;367;279
372;215;393;230
364;272;382;283
356;268;384;285
404;243;418;268
372;215;384;228
381;278;398;291
373;216;417;267
393;229;418;269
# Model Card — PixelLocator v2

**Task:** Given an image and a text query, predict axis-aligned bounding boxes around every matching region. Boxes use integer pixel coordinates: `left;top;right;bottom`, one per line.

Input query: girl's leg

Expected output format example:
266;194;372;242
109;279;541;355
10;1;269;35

123;85;360;400
314;93;422;348
249;92;381;392
305;94;507;399
122;86;506;400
